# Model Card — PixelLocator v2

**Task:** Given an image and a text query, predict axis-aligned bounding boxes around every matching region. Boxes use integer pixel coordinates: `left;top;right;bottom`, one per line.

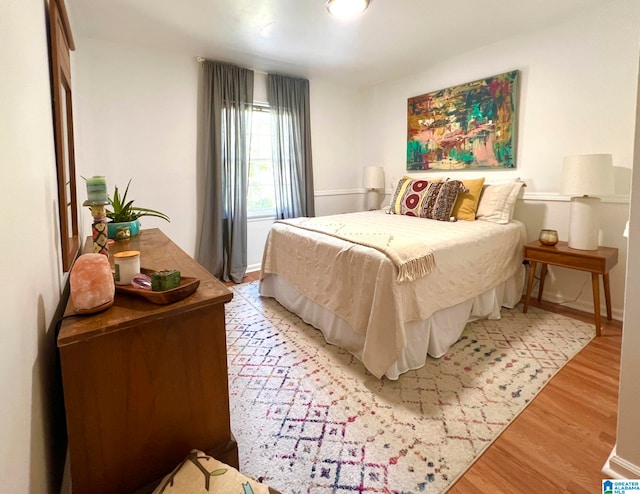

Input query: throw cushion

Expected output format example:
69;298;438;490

476;181;524;224
451;177;486;221
422;180;468;221
390;176;439;216
152;450;271;494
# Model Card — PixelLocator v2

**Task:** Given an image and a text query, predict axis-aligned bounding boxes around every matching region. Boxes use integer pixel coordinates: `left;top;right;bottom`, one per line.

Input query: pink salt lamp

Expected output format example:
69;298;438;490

70;253;115;313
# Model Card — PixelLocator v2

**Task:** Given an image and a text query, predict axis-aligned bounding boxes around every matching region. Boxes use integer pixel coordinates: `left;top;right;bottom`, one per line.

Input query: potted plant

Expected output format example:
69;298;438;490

106;179;170;239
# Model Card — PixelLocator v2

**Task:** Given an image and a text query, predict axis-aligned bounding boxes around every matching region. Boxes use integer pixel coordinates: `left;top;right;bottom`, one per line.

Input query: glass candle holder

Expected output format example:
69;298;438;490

113;250;141;286
539;229;559;246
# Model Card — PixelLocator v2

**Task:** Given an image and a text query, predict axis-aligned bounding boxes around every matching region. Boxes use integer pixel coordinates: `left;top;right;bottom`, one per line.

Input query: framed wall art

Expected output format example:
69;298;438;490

407;70;519;171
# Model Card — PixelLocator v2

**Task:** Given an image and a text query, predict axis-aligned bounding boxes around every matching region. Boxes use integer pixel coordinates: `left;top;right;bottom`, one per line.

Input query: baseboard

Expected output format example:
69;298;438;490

538;293;624;323
603;445;640;478
247;262;261;273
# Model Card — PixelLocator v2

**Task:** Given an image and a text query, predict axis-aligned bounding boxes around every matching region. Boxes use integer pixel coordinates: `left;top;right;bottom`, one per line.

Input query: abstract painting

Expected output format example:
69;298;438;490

407;70;519;170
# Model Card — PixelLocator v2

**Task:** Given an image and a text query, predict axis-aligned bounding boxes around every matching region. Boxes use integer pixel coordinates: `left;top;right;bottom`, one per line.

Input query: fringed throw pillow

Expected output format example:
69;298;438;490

421;180;468;221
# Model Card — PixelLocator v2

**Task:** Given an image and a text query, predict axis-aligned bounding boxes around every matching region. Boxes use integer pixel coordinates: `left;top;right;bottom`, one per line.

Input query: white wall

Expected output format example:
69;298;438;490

2;1;637;491
74;39;364;268
74;39;200;254
71;2;639;316
605;52;640;479
0;1;69;492
71;1;640;316
359;0;640;318
312;78;369;215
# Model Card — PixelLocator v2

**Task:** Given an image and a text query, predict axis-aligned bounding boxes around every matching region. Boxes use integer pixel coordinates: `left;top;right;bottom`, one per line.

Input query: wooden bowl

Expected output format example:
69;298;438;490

115;268;200;304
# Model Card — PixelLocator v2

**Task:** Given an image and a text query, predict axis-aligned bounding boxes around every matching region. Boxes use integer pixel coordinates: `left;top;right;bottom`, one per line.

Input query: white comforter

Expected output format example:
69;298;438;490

260;211;525;378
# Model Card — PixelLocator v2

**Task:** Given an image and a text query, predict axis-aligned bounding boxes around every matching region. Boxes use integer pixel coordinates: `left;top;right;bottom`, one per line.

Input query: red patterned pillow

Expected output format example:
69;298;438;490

421;180;468;221
390;177;441;216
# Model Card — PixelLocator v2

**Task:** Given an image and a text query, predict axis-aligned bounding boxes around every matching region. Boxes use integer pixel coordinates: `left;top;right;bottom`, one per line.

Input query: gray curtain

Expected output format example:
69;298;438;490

267;74;315;219
197;60;254;283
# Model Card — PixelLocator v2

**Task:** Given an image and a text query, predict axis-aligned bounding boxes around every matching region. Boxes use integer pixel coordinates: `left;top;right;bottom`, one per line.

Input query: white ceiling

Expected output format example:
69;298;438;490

68;0;609;87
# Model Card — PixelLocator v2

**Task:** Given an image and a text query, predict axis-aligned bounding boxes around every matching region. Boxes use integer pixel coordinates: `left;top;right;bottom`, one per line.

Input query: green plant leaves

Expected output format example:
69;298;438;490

107;179;170;223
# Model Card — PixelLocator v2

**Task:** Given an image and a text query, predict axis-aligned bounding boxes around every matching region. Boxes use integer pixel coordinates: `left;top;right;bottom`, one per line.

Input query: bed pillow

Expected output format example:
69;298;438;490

421;180;468;221
476;181;524;224
390;176;441;216
451;177;486;221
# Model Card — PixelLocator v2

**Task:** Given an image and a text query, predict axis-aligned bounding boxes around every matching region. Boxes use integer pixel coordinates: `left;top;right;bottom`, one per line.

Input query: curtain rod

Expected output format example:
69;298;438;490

195;57;268;76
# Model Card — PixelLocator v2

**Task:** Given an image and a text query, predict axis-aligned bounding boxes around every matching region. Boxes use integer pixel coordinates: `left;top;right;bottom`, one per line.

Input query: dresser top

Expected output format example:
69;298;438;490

58;228;233;347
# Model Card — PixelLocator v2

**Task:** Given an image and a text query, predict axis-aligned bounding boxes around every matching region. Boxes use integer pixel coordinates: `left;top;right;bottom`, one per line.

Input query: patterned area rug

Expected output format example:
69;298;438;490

226;282;594;493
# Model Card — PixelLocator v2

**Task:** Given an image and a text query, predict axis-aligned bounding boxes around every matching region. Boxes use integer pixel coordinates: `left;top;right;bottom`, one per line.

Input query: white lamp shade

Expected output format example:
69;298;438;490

363;166;385;190
561;154;614;197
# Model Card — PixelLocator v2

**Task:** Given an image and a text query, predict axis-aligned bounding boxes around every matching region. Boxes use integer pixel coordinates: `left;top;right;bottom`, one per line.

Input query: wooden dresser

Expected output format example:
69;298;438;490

58;229;237;494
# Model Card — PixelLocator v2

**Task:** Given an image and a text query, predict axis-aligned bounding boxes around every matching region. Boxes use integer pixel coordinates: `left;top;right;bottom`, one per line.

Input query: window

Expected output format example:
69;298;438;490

248;104;276;218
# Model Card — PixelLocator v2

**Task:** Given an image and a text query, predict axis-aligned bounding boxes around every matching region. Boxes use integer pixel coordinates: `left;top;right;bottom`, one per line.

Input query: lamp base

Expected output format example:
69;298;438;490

366;189;382;210
568;196;600;250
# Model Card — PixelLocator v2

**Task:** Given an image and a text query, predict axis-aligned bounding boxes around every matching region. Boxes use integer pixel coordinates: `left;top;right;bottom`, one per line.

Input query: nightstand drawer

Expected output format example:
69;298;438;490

524;241;618;274
524;248;605;272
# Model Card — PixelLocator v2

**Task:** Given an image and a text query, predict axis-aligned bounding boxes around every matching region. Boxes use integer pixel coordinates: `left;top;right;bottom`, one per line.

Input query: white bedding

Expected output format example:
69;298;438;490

259;211;526;379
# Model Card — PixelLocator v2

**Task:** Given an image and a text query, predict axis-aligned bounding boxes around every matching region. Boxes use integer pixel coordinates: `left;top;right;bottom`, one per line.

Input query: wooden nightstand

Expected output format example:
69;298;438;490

522;240;618;336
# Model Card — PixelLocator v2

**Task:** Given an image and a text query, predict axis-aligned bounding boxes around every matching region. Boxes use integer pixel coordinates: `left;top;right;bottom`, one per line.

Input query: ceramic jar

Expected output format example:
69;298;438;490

107;219;141;240
113;250;141;285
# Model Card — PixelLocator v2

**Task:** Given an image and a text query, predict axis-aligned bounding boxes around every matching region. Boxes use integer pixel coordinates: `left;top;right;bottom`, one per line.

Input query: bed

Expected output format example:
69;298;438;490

259;178;526;379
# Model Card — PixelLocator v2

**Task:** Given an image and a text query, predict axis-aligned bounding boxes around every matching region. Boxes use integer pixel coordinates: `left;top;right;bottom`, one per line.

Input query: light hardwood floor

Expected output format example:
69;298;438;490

449;299;621;494
227;273;622;493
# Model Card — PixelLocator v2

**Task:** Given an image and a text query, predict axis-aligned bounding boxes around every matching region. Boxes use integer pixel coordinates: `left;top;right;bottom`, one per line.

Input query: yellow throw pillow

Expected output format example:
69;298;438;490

452;177;486;221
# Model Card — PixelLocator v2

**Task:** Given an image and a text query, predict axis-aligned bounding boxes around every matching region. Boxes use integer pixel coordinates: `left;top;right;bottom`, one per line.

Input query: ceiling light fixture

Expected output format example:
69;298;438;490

326;0;369;18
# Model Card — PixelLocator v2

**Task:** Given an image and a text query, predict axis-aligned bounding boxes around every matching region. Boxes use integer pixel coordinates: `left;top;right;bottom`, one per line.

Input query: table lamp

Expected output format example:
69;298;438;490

363;166;385;210
561;154;614;250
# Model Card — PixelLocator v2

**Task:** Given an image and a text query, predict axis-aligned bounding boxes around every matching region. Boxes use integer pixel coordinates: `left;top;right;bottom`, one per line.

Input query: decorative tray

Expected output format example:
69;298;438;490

116;268;200;305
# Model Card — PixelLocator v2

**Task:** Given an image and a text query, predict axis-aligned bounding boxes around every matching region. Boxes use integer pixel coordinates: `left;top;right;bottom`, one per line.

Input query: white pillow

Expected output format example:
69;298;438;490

476;182;524;224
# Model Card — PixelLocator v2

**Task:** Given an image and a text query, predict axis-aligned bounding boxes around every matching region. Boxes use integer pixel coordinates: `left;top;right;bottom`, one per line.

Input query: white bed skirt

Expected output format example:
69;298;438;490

259;267;525;380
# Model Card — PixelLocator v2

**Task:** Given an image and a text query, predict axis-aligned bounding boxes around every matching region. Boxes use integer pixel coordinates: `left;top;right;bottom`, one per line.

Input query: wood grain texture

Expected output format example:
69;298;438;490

59;229;237;493
59;229;232;346
523;240;618;336
448;299;622;493
115;271;200;305
523;241;618;273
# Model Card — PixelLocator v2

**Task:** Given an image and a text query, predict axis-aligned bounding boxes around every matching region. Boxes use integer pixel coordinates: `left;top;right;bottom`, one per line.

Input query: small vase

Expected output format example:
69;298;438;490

107;219;140;240
539;229;559;246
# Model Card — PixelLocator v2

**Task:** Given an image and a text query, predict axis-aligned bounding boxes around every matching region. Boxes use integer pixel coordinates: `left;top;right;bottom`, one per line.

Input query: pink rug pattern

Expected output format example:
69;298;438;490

226;281;594;493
